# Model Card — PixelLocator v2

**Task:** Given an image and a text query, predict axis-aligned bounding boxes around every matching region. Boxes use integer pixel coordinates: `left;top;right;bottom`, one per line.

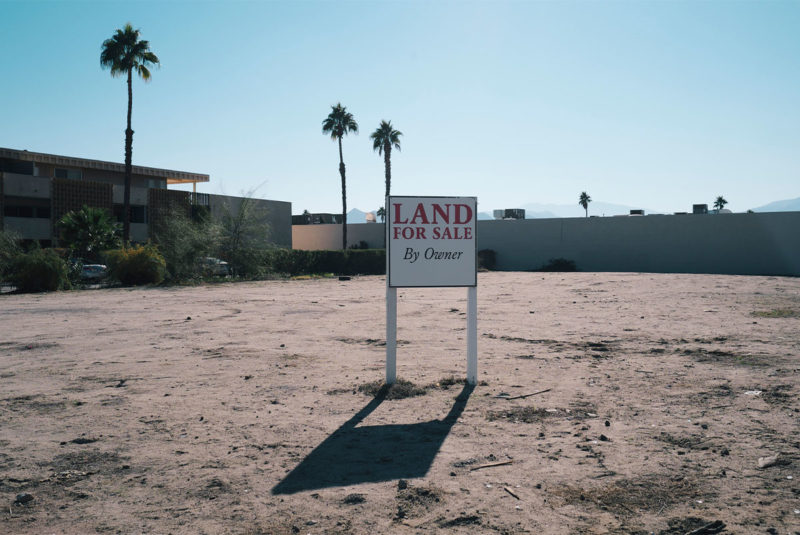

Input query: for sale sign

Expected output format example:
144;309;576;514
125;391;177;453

387;196;477;288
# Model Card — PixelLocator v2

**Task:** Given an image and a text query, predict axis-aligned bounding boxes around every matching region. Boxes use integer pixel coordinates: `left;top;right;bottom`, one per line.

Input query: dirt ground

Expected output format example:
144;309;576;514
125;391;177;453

1;272;798;534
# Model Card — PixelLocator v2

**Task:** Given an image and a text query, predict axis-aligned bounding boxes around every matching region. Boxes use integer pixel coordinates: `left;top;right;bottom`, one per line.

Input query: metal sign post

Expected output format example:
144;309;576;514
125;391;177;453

386;284;397;384
467;285;477;384
385;196;478;385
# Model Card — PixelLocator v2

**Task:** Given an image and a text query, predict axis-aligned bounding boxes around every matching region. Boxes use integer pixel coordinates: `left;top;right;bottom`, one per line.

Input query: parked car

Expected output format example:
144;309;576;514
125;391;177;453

80;264;108;280
200;257;230;277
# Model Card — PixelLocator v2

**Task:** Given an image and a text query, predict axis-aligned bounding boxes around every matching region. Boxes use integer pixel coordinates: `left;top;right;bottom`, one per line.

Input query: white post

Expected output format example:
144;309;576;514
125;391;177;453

386;285;397;384
467;285;477;385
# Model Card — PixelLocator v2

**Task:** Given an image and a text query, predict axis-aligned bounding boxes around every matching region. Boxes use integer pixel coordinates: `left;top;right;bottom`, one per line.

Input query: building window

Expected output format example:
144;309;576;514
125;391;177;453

113;204;147;224
3;198;51;219
55;168;82;180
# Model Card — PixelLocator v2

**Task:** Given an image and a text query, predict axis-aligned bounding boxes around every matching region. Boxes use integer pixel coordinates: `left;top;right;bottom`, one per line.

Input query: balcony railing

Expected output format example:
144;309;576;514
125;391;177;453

191;192;210;206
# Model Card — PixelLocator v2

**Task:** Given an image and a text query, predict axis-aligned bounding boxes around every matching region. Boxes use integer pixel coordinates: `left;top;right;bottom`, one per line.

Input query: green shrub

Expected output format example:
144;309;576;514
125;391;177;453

478;249;496;270
308;250;346;274
263;248;294;274
264;249;385;276
0;229;22;281
9;249;71;292
106;245;166;285
66;257;84;287
224;247;272;279
152;209;220;281
343;249;385;275
539;257;577;272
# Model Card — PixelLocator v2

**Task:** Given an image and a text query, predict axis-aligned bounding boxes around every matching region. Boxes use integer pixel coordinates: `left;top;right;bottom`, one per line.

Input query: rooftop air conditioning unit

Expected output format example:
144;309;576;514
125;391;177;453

504;208;525;220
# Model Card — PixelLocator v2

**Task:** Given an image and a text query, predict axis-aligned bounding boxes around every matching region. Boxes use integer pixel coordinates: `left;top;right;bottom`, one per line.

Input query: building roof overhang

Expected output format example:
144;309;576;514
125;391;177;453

0;147;210;185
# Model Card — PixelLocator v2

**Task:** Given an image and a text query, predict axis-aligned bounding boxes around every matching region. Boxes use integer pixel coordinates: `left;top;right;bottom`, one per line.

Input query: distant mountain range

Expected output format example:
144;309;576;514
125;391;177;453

337;197;799;223
347;208;375;223
346;203;645;222
751;197;800;213
493;201;659;219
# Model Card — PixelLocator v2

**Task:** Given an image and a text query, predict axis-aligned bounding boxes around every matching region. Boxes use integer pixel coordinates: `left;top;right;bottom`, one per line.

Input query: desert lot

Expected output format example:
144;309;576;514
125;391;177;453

1;272;798;534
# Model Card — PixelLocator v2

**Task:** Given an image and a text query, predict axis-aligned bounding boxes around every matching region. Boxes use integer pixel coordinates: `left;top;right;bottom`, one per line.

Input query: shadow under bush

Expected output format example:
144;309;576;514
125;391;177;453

478;249;496;270
538;257;577;272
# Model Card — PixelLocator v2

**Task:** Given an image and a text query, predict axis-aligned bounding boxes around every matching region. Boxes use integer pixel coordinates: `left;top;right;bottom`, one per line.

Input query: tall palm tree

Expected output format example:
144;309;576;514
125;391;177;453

579;191;592;218
322;103;358;249
713;196;728;214
370;120;402;199
101;23;159;245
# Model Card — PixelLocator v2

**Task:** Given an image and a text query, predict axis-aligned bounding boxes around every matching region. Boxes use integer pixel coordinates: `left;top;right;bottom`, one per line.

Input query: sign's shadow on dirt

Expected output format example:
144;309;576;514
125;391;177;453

272;384;474;495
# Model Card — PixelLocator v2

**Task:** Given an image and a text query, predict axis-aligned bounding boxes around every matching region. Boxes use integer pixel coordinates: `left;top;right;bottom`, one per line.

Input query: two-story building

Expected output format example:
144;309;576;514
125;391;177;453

0;147;291;247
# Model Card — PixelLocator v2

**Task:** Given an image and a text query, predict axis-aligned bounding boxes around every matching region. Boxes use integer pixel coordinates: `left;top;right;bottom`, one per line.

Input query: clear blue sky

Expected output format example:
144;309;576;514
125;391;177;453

2;0;798;214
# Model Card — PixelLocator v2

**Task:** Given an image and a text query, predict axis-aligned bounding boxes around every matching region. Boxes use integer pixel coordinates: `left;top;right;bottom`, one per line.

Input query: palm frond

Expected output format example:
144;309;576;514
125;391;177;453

100;23;160;79
322;103;358;140
370;120;402;154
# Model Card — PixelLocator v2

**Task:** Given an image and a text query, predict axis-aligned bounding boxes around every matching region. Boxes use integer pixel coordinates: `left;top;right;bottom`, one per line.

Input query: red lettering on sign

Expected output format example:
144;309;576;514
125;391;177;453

410;203;430;225
393;203;408;224
454;204;473;224
432;204;451;224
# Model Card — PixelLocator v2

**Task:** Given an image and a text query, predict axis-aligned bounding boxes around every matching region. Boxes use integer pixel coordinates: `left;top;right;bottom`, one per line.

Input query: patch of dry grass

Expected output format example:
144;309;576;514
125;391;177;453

552;473;700;515
487;404;597;423
751;308;799;318
357;379;428;400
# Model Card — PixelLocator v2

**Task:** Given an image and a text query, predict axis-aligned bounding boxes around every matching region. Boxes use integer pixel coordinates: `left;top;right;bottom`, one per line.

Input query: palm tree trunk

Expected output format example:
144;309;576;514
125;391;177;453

384;143;391;199
123;69;134;245
338;137;347;250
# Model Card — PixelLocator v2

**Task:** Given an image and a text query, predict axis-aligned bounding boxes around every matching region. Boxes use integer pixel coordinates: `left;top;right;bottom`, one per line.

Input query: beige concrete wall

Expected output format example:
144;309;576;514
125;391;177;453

291;213;800;276
292;223;385;250
2;173;51;198
208;194;292;248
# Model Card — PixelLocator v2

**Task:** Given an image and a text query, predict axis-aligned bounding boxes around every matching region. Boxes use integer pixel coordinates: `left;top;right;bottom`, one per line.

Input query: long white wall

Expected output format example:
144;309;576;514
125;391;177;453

291;212;800;276
480;213;800;275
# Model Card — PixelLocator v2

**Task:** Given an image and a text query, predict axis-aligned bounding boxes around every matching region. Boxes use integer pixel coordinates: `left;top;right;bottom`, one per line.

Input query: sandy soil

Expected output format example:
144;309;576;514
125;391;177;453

1;272;798;534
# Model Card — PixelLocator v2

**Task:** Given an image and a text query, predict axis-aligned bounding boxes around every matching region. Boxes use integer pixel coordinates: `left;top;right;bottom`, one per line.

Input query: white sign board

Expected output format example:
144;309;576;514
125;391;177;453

387;196;477;288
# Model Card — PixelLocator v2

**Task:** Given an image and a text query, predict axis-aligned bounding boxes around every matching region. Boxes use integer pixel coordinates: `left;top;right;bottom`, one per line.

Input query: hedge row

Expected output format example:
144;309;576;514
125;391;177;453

265;248;385;276
2;246;385;292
